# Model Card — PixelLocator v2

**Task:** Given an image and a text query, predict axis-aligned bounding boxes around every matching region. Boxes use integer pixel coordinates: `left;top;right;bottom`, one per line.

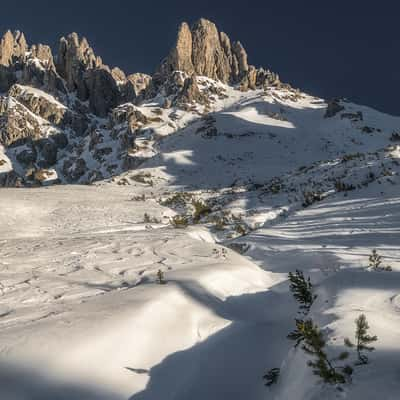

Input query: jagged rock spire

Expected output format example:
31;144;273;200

0;30;27;66
155;18;251;85
155;18;281;92
56;32;102;100
55;33;154;116
169;22;195;76
0;29;153;117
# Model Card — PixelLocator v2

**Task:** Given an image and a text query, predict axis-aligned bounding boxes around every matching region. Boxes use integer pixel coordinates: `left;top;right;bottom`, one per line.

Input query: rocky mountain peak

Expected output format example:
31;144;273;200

0;19;287;187
154;18;275;91
169;22;195;76
56;32;102;99
30;44;55;67
0;30;27;67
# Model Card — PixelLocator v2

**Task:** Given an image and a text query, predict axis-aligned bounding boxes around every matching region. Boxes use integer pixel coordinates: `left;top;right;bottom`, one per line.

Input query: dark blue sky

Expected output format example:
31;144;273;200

1;0;399;115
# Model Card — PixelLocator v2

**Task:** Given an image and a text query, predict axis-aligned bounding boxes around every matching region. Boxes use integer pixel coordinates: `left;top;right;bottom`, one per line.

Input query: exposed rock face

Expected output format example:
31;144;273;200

175;75;208;107
21;56;66;95
0;30;65;95
8;84;88;134
9;84;67;124
55;33;137;117
159;19;236;83
0;96;42;146
0;30;27;66
56;33;101;99
167;23;194;76
0;169;20;187
325;98;345;118
56;33;119;116
110;103;148;132
155;18;276;90
0;31;28;92
191;19;231;82
62;157;87;182
126;73;152;98
86;66;120;117
232;41;248;79
111;67;126;82
30;44;55;67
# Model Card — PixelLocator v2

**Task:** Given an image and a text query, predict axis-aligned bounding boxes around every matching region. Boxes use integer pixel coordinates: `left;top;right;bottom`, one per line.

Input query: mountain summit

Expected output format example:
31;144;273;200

0;18;285;187
155;18;279;90
0;19;279;119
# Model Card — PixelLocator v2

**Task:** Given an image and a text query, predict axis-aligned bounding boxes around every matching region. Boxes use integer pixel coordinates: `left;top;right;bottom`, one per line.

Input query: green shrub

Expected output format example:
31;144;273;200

161;192;193;208
335;180;356;192
368;249;392;271
234;223;248;236
192;199;212;223
212;215;228;231
302;191;324;208
170;215;189;228
131;172;153;186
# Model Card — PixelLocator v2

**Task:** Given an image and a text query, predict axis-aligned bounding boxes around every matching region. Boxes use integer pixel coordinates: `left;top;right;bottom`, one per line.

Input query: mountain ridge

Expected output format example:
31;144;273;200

0;18;288;187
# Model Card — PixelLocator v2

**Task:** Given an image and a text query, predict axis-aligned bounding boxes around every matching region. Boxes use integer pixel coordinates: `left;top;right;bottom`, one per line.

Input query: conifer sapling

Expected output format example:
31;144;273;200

157;269;166;285
345;314;377;365
288;270;317;314
369;249;392;271
369;249;382;270
289;319;352;385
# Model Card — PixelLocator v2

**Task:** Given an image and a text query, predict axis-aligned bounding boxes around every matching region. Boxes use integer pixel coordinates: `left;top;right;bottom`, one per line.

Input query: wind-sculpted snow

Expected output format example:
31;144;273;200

0;186;284;399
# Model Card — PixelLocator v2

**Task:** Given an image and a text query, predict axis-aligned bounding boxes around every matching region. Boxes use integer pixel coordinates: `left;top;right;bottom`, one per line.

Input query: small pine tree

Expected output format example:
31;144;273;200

263;368;280;387
288;318;308;347
304;320;351;384
288;270;317;314
157;269;166;285
289;319;352;385
368;249;392;271
345;314;377;365
369;249;382;270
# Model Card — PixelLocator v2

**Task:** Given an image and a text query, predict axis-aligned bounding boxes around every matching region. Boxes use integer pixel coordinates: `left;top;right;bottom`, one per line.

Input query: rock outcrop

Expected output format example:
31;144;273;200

174;74;208;108
56;33;101;98
56;33;121;116
0;30;27;67
0;31;66;95
125;73;152;100
155;18;279;90
0;31;27;91
55;33;152;116
0;96;42;146
85;66;120;117
8;84;87;134
325;98;345;118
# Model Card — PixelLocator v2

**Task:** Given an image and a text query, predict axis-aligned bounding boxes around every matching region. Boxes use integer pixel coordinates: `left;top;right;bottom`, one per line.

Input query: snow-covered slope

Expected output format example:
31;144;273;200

0;78;400;400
